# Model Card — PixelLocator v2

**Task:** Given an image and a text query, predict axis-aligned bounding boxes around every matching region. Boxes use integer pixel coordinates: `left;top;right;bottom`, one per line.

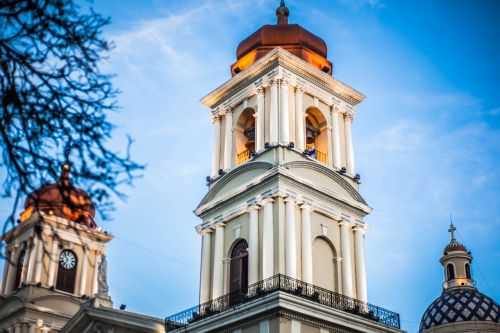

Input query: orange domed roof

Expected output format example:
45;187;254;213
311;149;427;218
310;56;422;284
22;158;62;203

21;163;96;228
231;1;333;76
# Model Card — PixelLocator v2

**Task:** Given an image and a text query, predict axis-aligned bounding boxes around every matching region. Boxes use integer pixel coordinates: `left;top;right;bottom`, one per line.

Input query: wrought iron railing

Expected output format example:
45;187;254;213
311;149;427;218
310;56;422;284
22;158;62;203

237;149;251;165
165;274;400;331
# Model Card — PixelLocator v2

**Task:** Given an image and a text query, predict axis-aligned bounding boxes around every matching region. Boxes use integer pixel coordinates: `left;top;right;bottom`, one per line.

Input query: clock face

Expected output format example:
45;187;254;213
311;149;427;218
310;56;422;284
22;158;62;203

59;250;76;270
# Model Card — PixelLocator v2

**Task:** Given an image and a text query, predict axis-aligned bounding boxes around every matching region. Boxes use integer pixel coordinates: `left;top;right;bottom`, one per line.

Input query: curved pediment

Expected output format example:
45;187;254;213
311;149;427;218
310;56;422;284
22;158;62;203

283;161;367;205
0;295;24;318
31;294;82;315
198;161;275;208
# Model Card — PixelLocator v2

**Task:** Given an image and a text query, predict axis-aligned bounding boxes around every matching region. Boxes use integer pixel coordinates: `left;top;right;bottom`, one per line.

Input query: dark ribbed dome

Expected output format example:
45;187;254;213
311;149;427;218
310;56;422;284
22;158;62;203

420;288;500;332
21;163;96;227
443;239;467;254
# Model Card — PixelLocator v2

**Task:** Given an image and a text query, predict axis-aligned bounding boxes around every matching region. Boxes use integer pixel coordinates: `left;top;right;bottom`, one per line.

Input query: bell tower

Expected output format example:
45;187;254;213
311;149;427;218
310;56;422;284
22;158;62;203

166;2;402;333
0;164;112;332
197;0;368;303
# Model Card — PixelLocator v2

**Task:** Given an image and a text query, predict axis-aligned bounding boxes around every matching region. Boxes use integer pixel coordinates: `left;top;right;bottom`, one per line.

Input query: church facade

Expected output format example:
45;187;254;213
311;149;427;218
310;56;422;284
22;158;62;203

0;2;498;333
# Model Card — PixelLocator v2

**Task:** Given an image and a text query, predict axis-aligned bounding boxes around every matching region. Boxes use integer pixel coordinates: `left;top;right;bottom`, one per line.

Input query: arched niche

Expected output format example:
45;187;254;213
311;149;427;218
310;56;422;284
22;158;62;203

312;236;338;292
235;108;256;165
305;107;328;164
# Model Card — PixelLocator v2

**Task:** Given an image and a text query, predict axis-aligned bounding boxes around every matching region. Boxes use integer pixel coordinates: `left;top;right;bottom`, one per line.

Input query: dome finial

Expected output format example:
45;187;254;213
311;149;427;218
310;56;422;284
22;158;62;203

448;214;456;241
276;0;289;25
59;162;72;187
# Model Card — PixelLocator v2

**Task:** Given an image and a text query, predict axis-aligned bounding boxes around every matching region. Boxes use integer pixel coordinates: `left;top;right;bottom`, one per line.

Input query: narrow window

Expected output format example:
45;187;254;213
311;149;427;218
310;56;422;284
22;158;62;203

14;250;26;290
229;239;248;304
56;250;78;293
465;263;471;279
446;263;455;280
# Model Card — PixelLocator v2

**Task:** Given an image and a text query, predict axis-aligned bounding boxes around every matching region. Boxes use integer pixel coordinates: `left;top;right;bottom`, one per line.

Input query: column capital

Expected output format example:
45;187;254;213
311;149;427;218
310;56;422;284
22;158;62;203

353;223;369;233
212;221;225;229
299;202;312;210
334;257;343;263
278;78;289;86
284;196;296;204
210;113;221;123
247;203;260;212
339;219;352;227
268;78;278;86
256;87;265;96
221;106;233;116
295;85;304;94
196;226;213;235
261;196;275;204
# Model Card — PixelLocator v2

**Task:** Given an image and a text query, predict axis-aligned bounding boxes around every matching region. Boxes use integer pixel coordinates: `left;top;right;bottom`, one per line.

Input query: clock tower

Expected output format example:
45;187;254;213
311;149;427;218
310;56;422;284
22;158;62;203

166;2;403;333
0;164;112;332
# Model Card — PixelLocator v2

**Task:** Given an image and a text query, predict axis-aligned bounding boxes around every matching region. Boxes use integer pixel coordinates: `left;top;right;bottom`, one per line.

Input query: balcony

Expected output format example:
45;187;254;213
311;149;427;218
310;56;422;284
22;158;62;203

165;274;400;331
305;148;327;165
237;149;251;165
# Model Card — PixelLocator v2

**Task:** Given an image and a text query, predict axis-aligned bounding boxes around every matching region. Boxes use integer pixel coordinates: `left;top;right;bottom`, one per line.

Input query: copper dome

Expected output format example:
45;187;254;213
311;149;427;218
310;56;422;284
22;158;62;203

231;1;333;76
21;163;96;228
443;240;467;255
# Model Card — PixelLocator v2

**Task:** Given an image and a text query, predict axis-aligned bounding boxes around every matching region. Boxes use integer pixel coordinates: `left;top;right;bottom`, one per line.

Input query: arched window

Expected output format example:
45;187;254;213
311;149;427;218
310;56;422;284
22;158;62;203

235;108;256;165
56;250;77;294
446;263;455;280
14;249;26;290
465;263;471;279
229;239;248;303
305;107;328;164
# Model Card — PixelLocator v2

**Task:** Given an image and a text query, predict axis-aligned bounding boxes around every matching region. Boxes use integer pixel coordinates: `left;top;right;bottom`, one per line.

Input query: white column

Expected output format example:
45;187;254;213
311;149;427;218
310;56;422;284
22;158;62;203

332;107;341;169
92;253;101;295
21;241;32;284
260;320;270;333
199;228;212;303
344;113;355;175
269;80;278;144
211;115;221;176
223;109;233;170
300;204;313;284
28;324;36;333
279;79;290;144
47;238;59;287
256;88;265;152
354;225;368;303
26;237;38;283
326;125;333;166
33;236;44;283
291;320;301;333
339;220;353;297
14;324;21;333
0;254;8;294
262;198;274;279
295;87;305;151
285;197;297;278
4;249;16;293
248;204;260;285
212;222;225;299
79;247;89;295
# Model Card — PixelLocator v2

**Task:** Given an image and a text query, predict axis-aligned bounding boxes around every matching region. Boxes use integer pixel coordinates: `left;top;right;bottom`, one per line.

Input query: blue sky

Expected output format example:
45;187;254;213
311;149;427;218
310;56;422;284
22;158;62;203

2;1;500;332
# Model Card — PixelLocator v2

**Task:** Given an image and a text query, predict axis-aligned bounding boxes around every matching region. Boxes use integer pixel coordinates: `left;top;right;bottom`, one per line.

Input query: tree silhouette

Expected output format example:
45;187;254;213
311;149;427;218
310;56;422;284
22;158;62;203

0;0;143;231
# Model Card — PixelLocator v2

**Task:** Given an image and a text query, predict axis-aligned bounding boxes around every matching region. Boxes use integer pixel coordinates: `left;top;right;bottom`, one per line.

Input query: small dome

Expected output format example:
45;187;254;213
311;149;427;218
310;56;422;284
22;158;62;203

443;240;467;254
21;163;96;227
230;1;333;76
420;288;500;332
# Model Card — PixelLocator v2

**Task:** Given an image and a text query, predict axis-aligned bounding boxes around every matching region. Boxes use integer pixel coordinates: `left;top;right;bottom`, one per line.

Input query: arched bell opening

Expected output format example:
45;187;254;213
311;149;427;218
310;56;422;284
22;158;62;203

305;107;328;164
235;108;256;165
14;249;26;291
228;239;248;304
312;236;339;292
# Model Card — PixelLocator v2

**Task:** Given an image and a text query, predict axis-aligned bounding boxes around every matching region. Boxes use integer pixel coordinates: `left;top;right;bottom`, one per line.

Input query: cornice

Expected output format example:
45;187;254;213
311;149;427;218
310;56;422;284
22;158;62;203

201;48;365;110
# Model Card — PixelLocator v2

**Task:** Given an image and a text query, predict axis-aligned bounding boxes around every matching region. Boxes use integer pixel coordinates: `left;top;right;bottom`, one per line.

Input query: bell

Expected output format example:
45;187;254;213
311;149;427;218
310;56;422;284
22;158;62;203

305;123;318;144
244;126;256;150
